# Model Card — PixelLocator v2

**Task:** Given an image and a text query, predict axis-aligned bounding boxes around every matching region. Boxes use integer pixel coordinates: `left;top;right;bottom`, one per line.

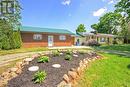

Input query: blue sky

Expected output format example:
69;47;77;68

20;0;117;33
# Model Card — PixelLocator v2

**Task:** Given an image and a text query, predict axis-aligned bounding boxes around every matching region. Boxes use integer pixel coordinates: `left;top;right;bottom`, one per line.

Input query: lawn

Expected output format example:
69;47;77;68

98;44;130;52
0;47;48;56
76;53;130;87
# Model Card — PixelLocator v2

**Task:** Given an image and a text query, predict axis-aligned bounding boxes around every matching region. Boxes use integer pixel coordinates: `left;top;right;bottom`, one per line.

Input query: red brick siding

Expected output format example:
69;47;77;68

21;32;74;48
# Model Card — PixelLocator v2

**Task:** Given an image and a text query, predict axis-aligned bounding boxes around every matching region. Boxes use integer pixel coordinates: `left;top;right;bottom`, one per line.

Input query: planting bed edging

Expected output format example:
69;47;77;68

0;53;42;87
0;50;101;87
57;54;102;87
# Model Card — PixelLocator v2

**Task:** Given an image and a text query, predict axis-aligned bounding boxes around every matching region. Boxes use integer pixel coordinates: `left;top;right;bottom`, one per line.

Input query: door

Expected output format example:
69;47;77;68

48;36;54;46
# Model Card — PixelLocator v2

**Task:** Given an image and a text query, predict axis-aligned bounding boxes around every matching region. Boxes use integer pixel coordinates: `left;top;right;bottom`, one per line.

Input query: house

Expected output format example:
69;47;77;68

20;26;75;48
75;32;119;45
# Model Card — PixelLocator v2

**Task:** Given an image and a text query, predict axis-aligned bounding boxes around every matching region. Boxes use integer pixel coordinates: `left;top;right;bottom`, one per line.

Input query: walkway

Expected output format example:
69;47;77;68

95;48;130;57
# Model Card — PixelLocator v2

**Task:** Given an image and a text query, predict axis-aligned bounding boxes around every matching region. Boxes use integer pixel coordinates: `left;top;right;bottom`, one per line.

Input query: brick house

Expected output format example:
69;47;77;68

20;26;75;48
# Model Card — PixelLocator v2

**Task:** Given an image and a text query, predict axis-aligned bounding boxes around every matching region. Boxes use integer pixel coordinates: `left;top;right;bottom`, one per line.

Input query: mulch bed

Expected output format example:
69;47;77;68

7;52;97;87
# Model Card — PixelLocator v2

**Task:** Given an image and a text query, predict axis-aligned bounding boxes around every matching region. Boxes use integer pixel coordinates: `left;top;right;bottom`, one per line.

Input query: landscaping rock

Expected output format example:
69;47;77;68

16;69;22;74
32;54;40;58
68;71;77;79
16;62;22;68
63;74;70;83
28;66;39;72
52;64;61;68
64;84;71;87
70;68;76;72
73;54;78;57
10;67;18;72
60;53;63;55
24;58;33;62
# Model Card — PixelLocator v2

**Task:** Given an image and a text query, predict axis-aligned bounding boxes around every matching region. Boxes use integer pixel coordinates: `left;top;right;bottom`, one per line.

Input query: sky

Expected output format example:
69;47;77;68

20;0;117;33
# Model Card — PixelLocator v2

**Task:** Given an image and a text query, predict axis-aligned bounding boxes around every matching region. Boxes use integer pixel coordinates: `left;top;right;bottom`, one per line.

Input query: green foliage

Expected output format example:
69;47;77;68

65;54;72;61
79;50;86;54
52;50;60;57
0;0;22;50
115;0;130;22
37;56;49;63
91;12;122;35
76;24;86;33
66;50;73;55
32;71;47;84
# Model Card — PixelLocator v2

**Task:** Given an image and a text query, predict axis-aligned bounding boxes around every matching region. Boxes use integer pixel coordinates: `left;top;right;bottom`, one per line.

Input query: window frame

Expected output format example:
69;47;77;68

59;35;66;41
33;34;42;41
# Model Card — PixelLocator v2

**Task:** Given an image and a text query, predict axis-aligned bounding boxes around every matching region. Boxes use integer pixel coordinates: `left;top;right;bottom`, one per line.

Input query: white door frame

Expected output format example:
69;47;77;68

48;35;54;47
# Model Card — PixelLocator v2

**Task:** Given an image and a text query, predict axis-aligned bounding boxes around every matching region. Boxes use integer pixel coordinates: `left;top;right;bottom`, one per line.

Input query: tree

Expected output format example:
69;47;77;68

76;24;86;33
115;0;130;43
0;0;22;50
91;12;122;35
115;0;130;22
91;24;99;31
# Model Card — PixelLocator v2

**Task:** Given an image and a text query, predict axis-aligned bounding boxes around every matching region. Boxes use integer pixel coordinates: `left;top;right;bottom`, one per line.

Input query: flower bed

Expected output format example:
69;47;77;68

1;50;101;87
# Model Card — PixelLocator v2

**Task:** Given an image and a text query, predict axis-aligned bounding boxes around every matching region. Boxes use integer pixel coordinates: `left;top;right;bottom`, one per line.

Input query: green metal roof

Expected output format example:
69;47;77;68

20;26;74;35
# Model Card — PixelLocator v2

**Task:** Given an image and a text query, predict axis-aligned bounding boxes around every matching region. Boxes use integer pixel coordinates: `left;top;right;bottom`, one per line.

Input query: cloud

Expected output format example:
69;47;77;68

108;0;114;4
93;7;107;17
62;0;71;6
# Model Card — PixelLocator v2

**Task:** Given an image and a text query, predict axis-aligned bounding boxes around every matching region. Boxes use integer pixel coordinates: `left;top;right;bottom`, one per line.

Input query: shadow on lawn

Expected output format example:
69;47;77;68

127;64;130;69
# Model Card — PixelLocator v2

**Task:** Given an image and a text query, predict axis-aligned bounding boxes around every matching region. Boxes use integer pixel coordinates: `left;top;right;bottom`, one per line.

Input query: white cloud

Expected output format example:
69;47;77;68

62;0;71;6
108;0;114;4
93;7;107;17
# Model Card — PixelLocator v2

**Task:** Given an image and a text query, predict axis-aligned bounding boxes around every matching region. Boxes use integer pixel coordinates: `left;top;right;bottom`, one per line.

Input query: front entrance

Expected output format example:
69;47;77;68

48;36;54;47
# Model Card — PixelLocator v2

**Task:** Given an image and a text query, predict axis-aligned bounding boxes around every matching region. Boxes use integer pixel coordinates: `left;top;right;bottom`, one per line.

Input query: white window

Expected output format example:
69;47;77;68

59;35;66;41
33;34;42;40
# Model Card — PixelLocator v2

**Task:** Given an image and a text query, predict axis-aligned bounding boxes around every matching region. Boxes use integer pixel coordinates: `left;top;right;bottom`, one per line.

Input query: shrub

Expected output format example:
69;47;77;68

65;55;72;61
66;50;72;55
37;56;49;63
85;39;100;46
52;50;60;57
32;71;47;84
79;50;86;54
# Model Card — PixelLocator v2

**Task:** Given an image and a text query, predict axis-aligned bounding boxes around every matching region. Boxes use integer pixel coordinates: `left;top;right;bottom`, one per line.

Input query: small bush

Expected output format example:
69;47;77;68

66;50;72;55
37;56;49;63
85;39;100;46
32;71;47;84
52;50;60;57
79;50;86;54
65;55;72;61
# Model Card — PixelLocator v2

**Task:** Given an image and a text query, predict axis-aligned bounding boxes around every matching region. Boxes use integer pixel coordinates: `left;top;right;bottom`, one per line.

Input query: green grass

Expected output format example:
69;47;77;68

98;44;130;52
76;53;130;87
0;47;48;56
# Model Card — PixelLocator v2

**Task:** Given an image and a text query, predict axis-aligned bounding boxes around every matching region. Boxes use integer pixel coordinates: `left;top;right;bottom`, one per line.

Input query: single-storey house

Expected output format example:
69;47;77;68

75;32;120;45
20;26;75;48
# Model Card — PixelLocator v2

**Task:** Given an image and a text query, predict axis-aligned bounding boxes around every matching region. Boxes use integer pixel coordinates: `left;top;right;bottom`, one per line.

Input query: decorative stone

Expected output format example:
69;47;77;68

10;68;18;72
64;84;71;87
73;54;78;57
60;53;63;55
28;66;39;72
63;74;70;83
32;54;39;58
68;71;77;79
70;68;76;71
76;67;82;75
16;69;22;74
52;64;61;68
16;62;22;68
24;58;33;62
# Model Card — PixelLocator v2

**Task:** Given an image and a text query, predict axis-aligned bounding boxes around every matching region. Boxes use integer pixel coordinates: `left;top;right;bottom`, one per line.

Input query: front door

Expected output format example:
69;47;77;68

48;36;53;46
